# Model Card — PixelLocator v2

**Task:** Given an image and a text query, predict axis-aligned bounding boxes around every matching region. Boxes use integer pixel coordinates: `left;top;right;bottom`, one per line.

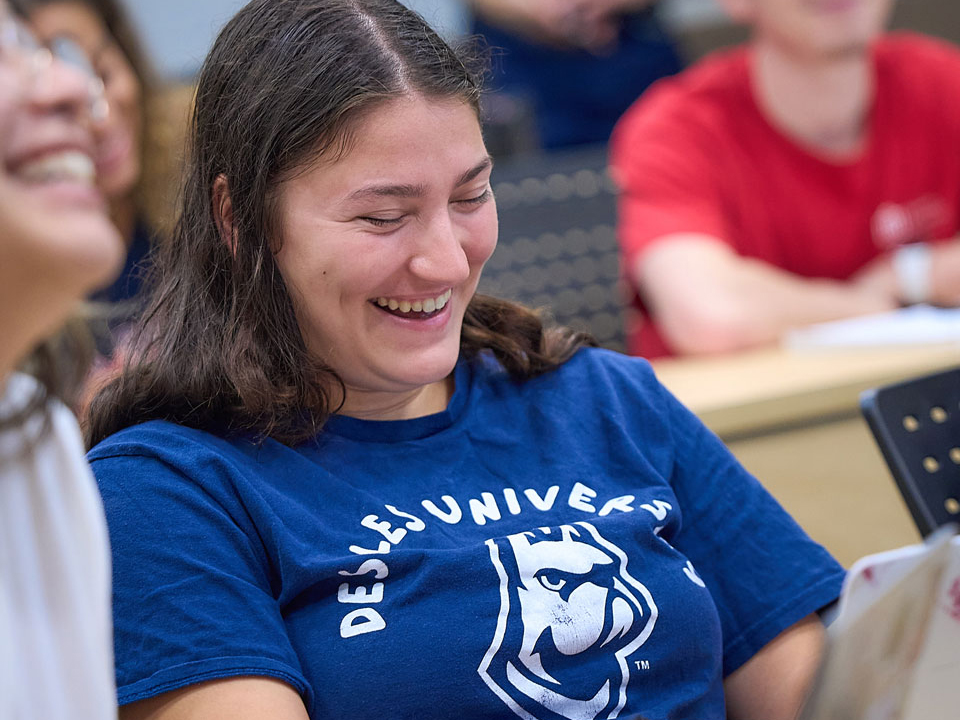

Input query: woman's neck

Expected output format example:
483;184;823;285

110;196;137;246
338;374;455;421
751;40;874;158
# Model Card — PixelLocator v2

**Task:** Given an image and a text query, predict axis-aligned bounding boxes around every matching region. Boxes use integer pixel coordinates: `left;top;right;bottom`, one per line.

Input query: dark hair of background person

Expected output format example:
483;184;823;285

84;0;595;448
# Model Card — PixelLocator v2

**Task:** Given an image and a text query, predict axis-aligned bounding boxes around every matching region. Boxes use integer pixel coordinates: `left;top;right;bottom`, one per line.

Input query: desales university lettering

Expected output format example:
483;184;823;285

336;482;673;639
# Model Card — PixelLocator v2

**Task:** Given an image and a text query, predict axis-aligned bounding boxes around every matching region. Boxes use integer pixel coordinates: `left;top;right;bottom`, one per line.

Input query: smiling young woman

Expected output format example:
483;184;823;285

85;2;844;720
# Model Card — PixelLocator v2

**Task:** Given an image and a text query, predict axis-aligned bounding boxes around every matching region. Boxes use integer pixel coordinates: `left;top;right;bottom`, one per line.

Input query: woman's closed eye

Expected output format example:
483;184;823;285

358;214;404;228
358;189;492;228
454;188;492;208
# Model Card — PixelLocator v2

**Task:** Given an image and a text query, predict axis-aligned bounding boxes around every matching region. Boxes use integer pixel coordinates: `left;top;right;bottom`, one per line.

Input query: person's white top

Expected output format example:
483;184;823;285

0;374;116;720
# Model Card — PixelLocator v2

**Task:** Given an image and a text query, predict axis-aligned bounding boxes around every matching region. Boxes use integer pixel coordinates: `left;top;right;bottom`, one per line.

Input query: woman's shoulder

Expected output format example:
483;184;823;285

0;372;47;419
87;420;272;513
563;345;655;372
87;418;249;465
538;347;660;394
474;347;665;411
1;371;41;403
0;373;83;454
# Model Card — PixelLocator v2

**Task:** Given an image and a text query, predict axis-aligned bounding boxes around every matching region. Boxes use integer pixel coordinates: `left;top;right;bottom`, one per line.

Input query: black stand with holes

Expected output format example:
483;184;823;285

861;366;960;536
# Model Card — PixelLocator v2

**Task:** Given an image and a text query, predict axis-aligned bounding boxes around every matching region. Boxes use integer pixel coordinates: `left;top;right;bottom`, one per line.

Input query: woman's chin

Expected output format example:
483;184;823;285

97;161;140;208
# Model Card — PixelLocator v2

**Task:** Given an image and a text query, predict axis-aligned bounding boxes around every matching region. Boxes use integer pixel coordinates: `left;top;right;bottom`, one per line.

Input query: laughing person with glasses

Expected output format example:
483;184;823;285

24;0;162;377
0;0;122;718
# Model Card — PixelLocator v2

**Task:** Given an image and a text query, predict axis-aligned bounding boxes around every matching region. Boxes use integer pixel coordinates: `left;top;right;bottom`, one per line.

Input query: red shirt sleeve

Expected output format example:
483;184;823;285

610;75;735;269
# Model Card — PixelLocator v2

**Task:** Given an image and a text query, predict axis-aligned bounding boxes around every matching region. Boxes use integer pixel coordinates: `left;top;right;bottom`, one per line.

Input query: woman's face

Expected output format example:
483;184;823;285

272;95;498;417
29;1;142;203
0;1;122;307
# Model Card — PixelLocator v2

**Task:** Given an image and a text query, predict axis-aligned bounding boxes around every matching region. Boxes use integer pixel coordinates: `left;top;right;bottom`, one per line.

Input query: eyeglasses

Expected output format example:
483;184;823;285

0;12;108;120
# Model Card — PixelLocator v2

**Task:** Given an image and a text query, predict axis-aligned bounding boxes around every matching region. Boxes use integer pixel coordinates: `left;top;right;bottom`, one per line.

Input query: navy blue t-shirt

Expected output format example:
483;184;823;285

89;349;844;720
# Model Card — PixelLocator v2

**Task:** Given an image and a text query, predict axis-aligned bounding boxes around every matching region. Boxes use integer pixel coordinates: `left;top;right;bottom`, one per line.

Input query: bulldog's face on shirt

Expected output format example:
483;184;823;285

511;528;643;683
480;523;658;720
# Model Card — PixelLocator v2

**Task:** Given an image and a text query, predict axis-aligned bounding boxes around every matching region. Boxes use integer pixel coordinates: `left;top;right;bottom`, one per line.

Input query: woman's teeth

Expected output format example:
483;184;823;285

376;289;452;315
16;151;96;185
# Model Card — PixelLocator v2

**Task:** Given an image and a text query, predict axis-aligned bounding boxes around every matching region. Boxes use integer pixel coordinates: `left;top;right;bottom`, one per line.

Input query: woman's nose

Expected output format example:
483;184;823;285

409;212;472;285
27;50;100;123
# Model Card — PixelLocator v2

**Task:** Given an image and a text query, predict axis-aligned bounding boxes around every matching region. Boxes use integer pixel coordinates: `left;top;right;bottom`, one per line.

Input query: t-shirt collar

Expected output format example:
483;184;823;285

321;359;473;442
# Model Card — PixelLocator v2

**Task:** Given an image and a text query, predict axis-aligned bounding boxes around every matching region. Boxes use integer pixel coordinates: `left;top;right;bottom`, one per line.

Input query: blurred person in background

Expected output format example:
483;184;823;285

611;0;960;358
22;0;169;352
0;0;123;716
469;0;683;151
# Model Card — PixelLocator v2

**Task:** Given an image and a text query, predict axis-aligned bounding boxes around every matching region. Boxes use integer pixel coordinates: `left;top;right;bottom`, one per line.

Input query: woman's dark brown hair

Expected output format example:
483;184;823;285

85;0;593;448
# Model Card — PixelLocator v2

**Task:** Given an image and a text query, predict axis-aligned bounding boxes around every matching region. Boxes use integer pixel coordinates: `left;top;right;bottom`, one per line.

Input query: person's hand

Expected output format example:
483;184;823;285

470;0;640;53
562;0;660;48
852;238;960;307
850;253;899;303
470;0;581;46
585;0;658;16
929;237;960;306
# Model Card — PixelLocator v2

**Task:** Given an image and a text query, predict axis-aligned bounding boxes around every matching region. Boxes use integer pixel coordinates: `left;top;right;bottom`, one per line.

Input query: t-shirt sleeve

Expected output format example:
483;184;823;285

648;372;845;676
90;450;312;707
610;90;733;268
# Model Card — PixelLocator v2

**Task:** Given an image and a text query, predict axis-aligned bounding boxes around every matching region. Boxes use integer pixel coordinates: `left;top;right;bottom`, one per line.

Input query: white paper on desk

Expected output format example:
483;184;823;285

784;305;960;350
798;528;959;720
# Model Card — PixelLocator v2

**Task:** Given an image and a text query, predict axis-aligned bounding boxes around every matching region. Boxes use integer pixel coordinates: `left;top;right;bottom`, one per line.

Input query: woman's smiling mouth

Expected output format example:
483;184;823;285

12;149;97;186
373;289;452;318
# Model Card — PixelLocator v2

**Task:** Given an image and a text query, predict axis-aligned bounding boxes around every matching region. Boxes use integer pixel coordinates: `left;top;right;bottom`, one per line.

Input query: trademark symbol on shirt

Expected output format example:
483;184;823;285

634;660;651;671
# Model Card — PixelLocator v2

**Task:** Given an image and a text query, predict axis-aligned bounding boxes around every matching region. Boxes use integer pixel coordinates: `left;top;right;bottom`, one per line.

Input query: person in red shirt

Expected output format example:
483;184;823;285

610;0;960;358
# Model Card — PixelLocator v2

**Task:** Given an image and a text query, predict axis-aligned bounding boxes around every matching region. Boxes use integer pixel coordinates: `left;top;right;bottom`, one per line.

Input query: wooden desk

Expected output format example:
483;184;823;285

652;345;960;567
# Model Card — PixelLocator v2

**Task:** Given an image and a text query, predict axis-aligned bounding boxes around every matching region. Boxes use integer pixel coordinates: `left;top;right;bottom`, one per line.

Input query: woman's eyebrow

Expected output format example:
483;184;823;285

345;156;494;203
455;156;494;187
347;182;426;202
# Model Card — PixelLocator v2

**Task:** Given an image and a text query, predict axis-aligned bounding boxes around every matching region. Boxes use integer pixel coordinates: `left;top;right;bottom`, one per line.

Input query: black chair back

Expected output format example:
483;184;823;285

860;366;960;535
479;144;627;352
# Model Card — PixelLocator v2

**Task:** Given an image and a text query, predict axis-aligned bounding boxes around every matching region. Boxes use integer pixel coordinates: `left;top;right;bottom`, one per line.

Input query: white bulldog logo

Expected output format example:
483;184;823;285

478;522;657;720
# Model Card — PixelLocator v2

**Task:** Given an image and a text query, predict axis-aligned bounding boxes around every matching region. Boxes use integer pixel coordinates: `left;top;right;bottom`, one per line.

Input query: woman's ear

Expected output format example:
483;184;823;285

212;174;237;254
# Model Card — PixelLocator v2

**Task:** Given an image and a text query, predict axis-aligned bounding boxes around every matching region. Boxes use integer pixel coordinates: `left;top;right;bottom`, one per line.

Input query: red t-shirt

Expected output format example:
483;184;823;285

610;33;960;358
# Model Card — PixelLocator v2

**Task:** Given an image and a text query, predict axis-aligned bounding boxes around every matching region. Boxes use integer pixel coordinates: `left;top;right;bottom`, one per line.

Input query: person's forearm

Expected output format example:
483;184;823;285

637;237;899;355
725;614;826;720
467;0;567;43
719;256;898;346
467;0;563;27
467;0;618;51
589;0;658;14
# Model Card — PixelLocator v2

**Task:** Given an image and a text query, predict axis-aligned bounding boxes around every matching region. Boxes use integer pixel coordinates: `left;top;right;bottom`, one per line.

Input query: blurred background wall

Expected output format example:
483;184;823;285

126;0;960;81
